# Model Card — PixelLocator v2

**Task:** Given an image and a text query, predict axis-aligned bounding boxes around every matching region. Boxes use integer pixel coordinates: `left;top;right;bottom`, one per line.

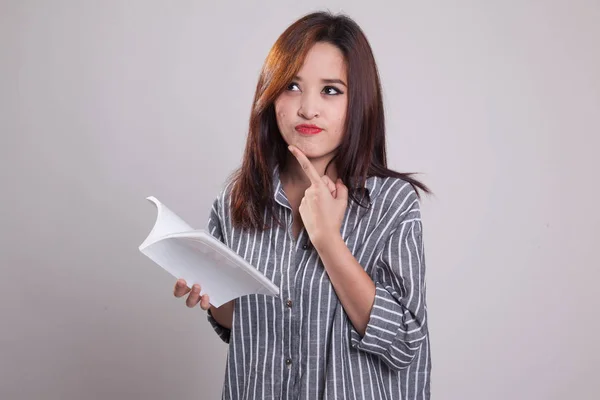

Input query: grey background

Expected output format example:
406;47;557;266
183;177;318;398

1;0;599;399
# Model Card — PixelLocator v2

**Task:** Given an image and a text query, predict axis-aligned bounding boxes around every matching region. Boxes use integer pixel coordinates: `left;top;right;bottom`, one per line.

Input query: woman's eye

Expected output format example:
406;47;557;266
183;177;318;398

287;82;300;91
323;86;342;95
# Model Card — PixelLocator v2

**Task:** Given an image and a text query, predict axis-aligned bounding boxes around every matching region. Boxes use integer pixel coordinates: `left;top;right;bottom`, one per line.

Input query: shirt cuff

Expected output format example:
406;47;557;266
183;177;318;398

350;285;405;352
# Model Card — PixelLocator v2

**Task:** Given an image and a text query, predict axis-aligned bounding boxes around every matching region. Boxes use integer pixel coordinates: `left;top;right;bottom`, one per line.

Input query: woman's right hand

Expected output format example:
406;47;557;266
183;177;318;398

173;278;211;311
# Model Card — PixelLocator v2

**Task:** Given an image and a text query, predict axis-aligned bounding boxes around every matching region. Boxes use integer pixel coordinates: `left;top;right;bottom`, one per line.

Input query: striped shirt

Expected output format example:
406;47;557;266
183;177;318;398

206;166;431;399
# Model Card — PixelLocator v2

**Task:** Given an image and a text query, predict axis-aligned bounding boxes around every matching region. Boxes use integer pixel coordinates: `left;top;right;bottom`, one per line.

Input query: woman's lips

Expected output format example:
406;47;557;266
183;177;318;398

295;124;323;135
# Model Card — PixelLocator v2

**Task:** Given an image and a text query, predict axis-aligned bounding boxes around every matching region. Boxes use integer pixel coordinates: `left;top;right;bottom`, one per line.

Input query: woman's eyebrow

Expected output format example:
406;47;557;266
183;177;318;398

294;76;347;87
322;78;347;87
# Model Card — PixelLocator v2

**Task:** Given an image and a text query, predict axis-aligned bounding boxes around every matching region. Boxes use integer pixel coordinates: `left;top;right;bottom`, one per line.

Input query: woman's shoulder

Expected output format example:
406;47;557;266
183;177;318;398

366;175;422;222
211;178;235;209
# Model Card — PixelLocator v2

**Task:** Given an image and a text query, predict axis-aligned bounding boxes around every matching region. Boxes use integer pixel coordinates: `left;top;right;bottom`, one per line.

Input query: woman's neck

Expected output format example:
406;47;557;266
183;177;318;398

280;153;338;189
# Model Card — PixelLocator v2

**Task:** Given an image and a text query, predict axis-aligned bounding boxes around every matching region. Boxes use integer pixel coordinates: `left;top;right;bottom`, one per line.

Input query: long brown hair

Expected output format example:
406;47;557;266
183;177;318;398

228;11;430;231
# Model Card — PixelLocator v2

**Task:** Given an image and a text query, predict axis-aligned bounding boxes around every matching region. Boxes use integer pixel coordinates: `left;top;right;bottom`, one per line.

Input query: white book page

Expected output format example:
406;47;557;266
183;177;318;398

139;197;279;307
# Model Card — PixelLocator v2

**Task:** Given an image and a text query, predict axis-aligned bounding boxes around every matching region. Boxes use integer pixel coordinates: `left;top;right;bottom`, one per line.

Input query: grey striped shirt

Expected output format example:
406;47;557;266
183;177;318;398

206;166;431;399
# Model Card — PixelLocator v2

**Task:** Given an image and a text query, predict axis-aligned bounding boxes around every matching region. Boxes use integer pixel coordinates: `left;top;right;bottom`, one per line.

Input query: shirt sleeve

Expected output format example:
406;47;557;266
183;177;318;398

205;195;231;344
349;200;429;371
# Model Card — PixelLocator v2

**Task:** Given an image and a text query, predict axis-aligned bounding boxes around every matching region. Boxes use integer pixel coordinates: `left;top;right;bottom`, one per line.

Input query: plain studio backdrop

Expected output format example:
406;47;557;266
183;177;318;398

1;0;599;399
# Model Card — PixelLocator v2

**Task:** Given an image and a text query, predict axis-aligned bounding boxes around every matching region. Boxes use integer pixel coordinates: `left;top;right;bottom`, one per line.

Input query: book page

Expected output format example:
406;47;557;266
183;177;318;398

139;196;193;249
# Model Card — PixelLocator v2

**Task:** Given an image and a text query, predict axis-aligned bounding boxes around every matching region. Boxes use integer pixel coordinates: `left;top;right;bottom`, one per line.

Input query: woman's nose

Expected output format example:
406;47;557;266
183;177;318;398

298;95;320;119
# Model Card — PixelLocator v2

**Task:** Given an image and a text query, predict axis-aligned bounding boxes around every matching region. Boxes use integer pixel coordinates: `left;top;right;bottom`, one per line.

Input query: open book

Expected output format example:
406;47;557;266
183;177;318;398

139;196;280;307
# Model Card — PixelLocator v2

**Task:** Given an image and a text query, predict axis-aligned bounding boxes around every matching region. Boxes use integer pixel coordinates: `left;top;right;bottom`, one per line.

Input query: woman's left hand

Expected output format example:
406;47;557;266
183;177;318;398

288;145;348;247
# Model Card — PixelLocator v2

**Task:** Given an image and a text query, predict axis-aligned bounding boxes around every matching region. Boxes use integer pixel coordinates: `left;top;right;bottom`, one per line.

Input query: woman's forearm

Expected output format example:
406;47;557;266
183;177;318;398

314;234;376;336
209;300;234;329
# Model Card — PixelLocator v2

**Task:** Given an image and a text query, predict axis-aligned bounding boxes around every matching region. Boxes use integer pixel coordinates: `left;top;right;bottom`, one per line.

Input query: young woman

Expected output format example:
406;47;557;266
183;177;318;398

173;11;431;400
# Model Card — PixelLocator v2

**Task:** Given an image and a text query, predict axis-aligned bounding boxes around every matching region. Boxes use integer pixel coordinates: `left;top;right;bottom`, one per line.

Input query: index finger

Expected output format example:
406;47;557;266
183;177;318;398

174;279;191;297
288;145;322;185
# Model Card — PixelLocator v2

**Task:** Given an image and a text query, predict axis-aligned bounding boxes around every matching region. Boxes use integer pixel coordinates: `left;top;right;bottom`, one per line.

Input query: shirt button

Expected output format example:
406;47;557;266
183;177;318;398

285;358;292;366
286;299;293;308
302;243;309;250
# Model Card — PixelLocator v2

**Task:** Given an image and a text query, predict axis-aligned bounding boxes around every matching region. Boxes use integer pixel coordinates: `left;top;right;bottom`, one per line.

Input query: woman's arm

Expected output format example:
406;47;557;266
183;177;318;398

205;194;235;341
314;236;375;336
317;215;429;372
287;146;428;370
209;300;234;330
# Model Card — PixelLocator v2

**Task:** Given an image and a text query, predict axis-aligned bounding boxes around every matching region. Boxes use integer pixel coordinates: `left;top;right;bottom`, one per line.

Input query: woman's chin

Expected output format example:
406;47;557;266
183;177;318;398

293;148;337;162
282;136;337;159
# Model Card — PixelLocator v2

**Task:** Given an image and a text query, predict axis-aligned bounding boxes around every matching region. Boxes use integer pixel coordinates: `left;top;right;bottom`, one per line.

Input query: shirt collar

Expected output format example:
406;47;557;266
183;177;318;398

272;165;290;209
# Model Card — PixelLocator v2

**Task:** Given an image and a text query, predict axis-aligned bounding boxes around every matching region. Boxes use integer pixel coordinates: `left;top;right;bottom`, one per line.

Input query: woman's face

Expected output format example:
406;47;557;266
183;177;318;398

274;41;348;162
